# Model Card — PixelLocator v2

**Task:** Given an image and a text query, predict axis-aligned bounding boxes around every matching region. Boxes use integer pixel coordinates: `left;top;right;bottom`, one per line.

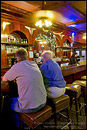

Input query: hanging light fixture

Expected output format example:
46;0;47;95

35;1;53;28
35;17;52;28
24;1;59;29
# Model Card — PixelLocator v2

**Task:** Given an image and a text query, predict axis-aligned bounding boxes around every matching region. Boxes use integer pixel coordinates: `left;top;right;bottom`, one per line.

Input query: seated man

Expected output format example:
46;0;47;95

40;50;66;98
2;47;47;128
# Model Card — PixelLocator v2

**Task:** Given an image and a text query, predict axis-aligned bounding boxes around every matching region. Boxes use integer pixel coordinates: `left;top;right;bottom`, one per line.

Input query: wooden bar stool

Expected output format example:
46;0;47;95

72;80;86;116
65;84;81;125
18;105;52;130
47;94;71;130
80;76;86;80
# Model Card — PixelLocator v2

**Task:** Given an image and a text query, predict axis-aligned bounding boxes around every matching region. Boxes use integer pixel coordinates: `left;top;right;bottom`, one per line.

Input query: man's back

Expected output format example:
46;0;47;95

4;60;47;109
40;60;66;88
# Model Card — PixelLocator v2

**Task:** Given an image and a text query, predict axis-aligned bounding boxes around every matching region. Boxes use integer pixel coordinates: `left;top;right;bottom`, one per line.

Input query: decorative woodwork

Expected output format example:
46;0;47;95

1;1;86;66
1;45;7;65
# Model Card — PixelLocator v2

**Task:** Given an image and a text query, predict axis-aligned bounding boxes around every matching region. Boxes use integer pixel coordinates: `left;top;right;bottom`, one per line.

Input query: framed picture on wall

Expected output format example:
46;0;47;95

82;50;86;57
29;51;33;58
76;51;80;56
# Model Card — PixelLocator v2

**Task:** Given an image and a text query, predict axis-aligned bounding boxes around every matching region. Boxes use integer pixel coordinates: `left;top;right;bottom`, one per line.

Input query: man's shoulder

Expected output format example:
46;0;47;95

40;63;47;69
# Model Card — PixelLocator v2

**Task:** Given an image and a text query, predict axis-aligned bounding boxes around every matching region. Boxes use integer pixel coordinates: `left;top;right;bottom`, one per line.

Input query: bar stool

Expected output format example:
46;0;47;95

18;105;52;130
72;80;86;116
80;76;86;80
47;94;71;130
65;84;81;125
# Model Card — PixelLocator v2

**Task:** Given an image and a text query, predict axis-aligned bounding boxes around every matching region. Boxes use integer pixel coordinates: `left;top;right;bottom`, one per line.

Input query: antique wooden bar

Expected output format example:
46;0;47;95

1;64;86;90
61;65;86;83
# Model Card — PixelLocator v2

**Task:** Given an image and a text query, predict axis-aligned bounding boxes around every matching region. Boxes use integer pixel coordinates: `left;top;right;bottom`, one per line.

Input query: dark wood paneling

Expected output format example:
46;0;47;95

64;75;73;84
74;71;86;81
1;46;7;66
62;65;86;77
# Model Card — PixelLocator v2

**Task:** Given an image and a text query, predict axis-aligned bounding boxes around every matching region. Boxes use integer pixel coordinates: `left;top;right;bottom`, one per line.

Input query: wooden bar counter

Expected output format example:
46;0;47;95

1;63;86;93
1;65;11;76
61;64;86;83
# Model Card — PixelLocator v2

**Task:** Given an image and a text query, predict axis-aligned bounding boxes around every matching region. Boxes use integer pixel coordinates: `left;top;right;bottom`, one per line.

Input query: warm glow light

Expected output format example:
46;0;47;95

25;26;30;29
40;41;47;44
3;22;11;30
45;20;52;27
35;20;42;28
47;12;53;18
1;34;8;38
25;26;36;35
35;19;52;28
82;33;86;39
83;36;86;39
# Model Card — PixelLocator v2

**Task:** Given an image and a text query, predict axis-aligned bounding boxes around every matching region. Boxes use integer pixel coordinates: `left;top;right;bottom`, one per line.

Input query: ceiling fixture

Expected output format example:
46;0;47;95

35;5;53;28
35;17;52;28
24;1;59;30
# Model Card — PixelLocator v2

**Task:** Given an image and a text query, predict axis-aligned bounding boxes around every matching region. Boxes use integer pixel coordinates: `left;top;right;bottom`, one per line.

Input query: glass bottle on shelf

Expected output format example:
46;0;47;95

26;39;28;44
21;39;23;43
7;37;10;43
16;37;19;43
23;39;25;44
19;38;21;43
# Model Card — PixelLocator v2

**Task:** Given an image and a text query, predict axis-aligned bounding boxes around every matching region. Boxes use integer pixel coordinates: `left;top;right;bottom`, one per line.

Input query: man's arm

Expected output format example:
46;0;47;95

2;65;17;81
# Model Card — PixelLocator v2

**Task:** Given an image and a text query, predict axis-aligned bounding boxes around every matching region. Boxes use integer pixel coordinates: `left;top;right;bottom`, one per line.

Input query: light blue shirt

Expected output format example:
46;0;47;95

40;60;66;88
4;60;47;109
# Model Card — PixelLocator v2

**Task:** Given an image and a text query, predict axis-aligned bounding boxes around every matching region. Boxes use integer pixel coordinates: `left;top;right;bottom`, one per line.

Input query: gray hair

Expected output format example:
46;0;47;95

16;47;28;61
41;50;53;60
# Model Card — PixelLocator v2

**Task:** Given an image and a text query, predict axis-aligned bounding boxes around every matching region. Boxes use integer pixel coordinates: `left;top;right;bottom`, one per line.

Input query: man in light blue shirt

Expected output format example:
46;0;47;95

40;51;66;98
2;48;47;129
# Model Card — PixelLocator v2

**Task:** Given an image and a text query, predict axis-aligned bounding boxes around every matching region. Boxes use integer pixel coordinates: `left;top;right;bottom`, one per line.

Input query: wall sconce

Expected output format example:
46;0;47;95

83;36;86;39
82;33;86;39
3;22;11;30
25;26;36;35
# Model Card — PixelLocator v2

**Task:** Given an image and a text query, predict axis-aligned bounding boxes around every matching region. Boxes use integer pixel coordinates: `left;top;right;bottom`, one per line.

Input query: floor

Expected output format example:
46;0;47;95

35;100;86;130
1;96;87;130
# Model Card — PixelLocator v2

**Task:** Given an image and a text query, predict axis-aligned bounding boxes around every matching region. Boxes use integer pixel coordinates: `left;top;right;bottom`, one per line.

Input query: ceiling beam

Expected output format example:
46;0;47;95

25;1;67;10
65;19;86;26
43;1;66;10
25;1;41;7
1;2;31;15
64;4;86;20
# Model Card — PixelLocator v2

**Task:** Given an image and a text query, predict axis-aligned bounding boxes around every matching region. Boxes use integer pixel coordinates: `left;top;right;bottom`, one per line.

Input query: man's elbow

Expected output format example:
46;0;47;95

2;76;8;81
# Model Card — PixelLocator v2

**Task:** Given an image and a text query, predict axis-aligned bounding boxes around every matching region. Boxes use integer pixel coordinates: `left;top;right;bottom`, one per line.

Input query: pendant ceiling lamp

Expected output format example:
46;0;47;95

24;1;61;30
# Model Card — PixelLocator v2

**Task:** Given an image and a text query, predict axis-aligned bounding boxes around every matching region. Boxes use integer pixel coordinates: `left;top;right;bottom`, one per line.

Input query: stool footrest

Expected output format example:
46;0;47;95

61;120;71;130
59;112;68;119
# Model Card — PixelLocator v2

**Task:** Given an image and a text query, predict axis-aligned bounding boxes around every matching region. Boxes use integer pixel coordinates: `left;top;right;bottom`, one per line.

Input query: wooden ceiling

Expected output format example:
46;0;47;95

1;1;86;33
